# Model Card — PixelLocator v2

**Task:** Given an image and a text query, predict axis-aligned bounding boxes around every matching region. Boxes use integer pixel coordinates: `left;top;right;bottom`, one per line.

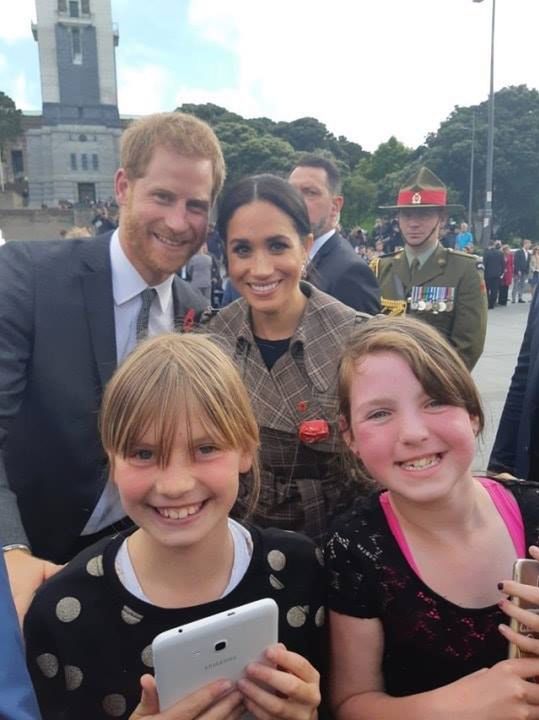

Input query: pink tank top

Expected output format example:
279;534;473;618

379;477;526;577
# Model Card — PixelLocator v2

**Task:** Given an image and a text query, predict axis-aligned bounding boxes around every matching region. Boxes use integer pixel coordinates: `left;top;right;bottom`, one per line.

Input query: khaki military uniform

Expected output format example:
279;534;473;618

370;243;487;370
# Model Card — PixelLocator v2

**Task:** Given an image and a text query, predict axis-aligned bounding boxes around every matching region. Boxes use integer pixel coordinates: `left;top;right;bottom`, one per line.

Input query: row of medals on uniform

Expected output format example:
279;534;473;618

409;286;455;314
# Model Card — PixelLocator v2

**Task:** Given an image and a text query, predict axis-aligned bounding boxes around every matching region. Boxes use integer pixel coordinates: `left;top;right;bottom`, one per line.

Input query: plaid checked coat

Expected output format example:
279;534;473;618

208;282;370;544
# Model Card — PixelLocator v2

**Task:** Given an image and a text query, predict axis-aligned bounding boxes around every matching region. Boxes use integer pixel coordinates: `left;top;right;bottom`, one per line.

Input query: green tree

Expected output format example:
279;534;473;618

328;135;366;171
360;136;414;182
214;121;296;185
176;102;242;126
0;91;22;188
424;85;539;239
274;117;330;152
341;172;377;228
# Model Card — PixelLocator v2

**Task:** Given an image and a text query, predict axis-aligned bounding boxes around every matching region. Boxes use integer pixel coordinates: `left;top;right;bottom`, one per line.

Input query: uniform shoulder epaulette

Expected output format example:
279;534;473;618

370;250;403;275
448;248;480;260
380;250;403;259
447;248;484;270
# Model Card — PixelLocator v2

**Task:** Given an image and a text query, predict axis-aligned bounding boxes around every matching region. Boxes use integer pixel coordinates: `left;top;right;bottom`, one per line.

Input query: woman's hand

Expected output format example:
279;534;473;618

129;674;244;720
238;643;320;720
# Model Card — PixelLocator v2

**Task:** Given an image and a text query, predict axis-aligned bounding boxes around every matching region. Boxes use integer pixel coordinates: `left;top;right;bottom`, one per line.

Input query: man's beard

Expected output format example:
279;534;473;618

312;216;331;239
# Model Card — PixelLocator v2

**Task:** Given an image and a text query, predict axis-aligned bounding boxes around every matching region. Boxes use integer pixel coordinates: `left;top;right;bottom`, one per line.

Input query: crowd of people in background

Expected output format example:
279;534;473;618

483;237;539;309
58;187;537;319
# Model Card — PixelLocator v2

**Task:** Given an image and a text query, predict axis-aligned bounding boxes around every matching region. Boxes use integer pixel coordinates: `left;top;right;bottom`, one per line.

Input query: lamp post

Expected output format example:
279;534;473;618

468;111;476;230
473;0;496;246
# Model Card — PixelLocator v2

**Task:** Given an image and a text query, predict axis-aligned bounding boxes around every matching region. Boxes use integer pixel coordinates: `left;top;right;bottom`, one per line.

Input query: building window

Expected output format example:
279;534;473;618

11;150;24;178
69;0;79;17
92;154;99;170
71;27;82;63
58;0;67;12
81;154;88;171
79;133;87;142
81;0;90;14
70;153;77;171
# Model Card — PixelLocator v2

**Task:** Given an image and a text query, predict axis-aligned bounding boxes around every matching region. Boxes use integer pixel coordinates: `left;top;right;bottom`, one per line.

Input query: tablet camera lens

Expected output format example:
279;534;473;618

214;640;227;652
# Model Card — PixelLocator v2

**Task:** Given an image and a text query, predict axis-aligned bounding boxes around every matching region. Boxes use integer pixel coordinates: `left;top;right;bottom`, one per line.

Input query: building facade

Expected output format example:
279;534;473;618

26;0;121;207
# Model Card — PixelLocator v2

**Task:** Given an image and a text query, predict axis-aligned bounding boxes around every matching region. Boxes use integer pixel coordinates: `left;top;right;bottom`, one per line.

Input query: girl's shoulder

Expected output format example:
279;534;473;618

325;491;390;565
246;523;324;574
328;490;385;534
25;533;123;626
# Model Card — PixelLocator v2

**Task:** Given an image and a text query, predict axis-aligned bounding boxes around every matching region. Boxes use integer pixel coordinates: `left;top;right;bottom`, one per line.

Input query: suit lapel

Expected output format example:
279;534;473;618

80;235;117;389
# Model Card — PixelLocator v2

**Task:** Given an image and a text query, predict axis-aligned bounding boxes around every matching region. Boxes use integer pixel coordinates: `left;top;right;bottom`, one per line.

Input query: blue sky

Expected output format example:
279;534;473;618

1;0;538;151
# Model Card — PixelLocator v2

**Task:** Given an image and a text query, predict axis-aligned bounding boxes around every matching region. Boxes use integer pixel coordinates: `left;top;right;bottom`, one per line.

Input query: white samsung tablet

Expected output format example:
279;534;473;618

152;598;279;713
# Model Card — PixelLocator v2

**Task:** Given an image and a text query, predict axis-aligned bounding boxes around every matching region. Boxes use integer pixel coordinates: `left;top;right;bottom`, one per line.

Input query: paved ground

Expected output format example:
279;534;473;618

472;296;531;471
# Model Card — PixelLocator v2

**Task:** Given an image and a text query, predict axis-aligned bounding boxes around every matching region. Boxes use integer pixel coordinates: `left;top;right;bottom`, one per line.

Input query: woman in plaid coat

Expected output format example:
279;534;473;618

208;174;370;544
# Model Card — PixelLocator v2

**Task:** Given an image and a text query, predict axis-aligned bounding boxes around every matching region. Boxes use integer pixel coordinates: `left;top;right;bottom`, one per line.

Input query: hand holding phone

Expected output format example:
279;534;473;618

129;675;243;720
238;644;321;720
498;551;539;660
152;599;278;716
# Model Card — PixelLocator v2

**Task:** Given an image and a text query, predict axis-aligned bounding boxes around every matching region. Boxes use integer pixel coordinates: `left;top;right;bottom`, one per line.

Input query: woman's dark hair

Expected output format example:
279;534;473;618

217;174;311;242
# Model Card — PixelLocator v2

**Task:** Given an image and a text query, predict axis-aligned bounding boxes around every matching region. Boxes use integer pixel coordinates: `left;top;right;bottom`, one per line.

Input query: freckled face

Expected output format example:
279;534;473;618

113;417;252;550
345;352;478;504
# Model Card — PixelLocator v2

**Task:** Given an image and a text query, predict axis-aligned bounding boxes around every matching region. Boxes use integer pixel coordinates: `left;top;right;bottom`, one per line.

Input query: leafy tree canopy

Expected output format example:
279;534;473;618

0;91;22;156
175;87;539;238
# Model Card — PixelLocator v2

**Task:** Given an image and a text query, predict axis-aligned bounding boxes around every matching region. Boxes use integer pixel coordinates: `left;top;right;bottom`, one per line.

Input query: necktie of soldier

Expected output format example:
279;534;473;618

410;258;420;283
136;287;157;341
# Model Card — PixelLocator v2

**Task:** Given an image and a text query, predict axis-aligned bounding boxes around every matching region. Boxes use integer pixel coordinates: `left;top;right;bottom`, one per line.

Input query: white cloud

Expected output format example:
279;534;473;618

13;72;32;110
0;0;35;43
117;63;171;115
186;0;539;150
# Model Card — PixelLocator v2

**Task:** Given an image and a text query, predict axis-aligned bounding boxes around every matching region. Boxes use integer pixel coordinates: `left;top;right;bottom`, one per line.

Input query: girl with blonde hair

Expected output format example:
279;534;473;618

25;334;323;720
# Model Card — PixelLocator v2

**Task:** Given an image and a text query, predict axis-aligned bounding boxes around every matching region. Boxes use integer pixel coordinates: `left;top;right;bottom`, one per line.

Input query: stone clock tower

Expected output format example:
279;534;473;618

26;0;121;206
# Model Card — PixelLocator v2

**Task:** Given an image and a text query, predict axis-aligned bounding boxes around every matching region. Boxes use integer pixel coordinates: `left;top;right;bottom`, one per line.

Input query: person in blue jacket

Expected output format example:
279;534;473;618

0;549;41;720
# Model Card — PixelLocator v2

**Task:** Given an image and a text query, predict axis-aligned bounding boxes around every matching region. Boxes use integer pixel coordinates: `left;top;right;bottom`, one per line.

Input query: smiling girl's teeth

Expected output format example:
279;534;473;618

158;504;201;519
401;455;440;470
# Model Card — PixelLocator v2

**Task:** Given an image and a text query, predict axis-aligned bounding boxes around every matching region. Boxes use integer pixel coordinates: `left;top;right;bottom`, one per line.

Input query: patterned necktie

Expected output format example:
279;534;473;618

136;288;157;341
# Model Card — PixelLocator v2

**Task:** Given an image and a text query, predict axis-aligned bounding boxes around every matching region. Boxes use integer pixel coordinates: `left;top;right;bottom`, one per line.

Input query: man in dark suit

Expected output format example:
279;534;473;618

483;240;505;309
489;288;539;481
289;155;380;314
0;111;225;619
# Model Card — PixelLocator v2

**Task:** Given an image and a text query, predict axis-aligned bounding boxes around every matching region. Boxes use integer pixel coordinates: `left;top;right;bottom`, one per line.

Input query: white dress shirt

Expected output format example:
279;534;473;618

82;230;176;535
309;229;336;261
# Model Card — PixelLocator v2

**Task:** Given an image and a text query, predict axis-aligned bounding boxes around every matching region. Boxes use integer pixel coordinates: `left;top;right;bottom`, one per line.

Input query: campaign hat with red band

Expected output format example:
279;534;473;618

380;166;464;211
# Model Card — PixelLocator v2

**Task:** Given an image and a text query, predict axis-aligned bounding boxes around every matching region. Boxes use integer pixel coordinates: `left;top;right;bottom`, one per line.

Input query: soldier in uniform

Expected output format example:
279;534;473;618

370;167;487;370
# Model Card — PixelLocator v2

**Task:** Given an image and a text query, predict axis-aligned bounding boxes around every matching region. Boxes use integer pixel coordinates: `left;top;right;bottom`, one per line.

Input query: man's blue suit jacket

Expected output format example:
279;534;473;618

0;233;207;563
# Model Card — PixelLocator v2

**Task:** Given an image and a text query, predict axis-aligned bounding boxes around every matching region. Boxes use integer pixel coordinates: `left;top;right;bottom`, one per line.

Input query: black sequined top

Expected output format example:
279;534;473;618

326;480;539;697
